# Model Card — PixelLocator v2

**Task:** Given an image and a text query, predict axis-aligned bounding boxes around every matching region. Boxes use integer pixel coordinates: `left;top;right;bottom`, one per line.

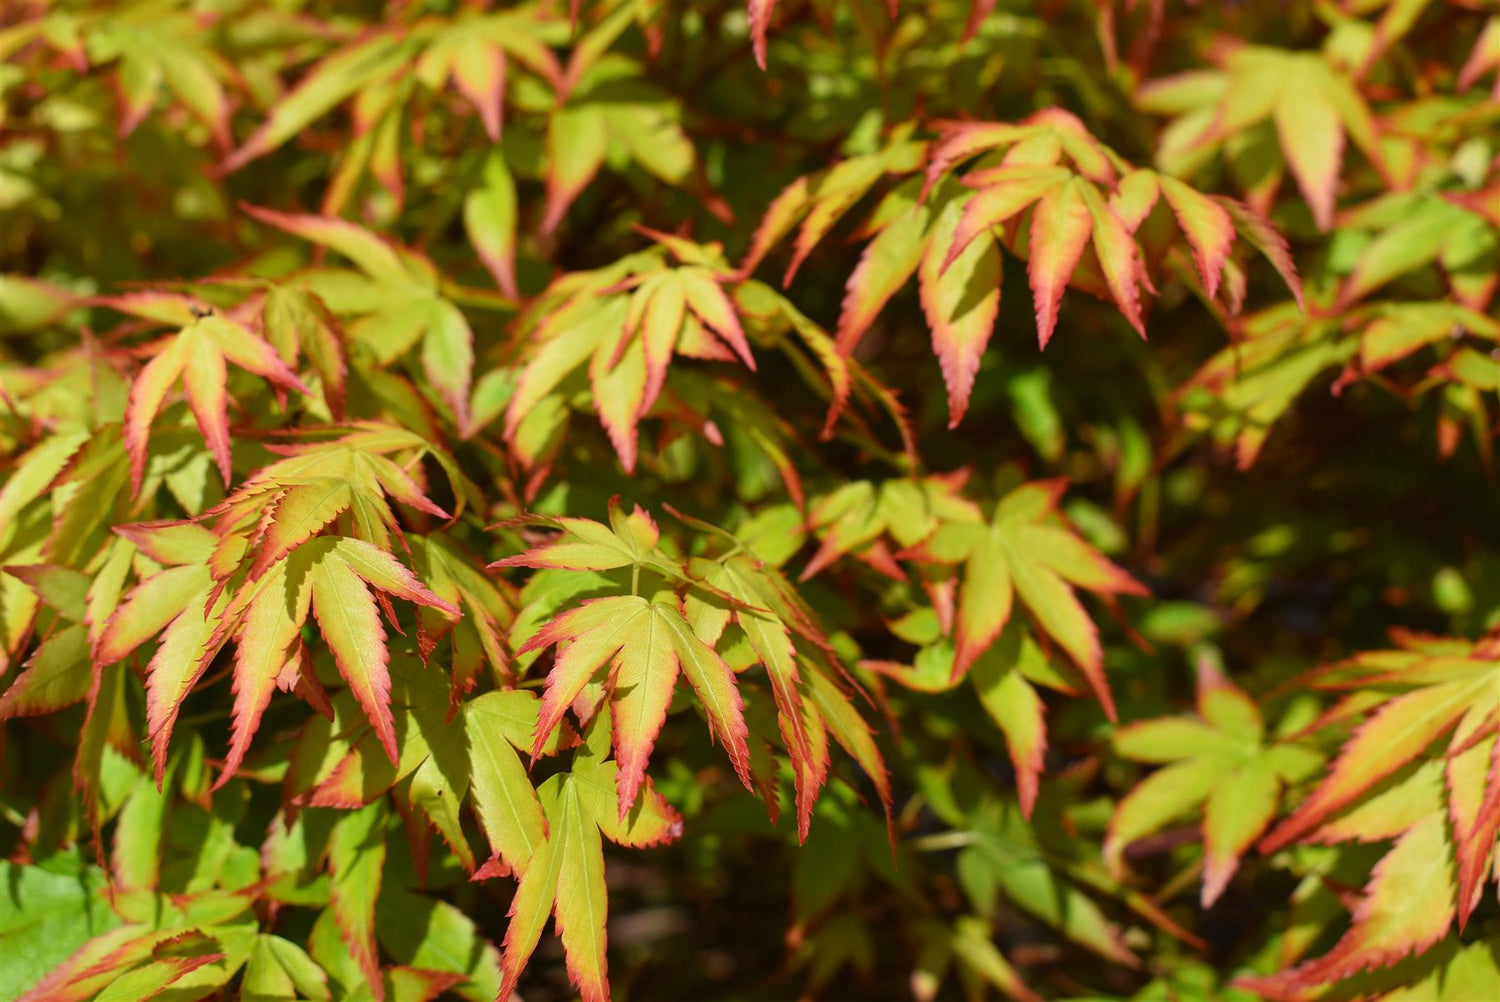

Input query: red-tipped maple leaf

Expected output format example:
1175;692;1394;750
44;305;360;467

1258;633;1500;931
111;306;309;495
497;504;752;819
903;480;1146;716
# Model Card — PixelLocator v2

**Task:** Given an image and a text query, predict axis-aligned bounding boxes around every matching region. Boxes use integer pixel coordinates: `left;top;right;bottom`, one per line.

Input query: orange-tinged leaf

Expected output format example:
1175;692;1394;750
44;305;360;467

333;537;457;614
223;32;411;174
1242;812;1457;993
1079;185;1146;337
681;270;756;370
835;203;930;355
920;198;1002;427
924;121;1032;197
498;769;622;1002
971;648;1047;817
94;564;212;666
497;821;562;1002
1272;71;1344;231
0;624;91;719
1027;178;1093;348
525;596;649;760
420;299;475;436
719;560;817;840
451;37;506;141
552;781;610;1002
218;560;314;787
1014;552;1110;708
1201;755;1280;907
954;529;1015;681
1109;169;1160;233
1451;724;1500;929
805;664;891;819
943;166;1066;272
573;747;685;849
243;204;427;286
749;0;776;70
1260;675;1488;853
144;588;227;785
1106;755;1224;874
1220;199;1305;309
783;153;900;286
638;273;686;415
1457;16;1500;93
658;604;753;791
589;334;648;472
113;521;217;567
123;315;309;495
1158;175;1234;300
465;691;548;876
608;605;681;819
543;104;608;234
181;329;232;486
464;152;520;299
738;175;808;278
249;480;354;580
310;554;399;765
123;339;188;496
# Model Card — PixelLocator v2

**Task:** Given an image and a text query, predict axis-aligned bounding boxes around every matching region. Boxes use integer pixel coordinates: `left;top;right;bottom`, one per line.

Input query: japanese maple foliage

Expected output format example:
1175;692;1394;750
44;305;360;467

0;1;1497;1001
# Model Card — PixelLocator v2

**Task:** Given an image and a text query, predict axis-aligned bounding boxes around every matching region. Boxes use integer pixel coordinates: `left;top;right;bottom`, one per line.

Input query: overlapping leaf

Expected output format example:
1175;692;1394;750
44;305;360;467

742;111;1301;426
502;238;759;472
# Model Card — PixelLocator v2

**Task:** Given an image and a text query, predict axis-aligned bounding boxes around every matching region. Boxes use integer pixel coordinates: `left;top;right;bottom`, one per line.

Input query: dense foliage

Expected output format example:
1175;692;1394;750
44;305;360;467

1;1;1497;999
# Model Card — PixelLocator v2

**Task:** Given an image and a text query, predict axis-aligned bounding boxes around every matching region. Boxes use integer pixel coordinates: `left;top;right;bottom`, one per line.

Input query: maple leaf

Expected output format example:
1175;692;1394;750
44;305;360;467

503;237;757;473
540;1;707;230
1334;191;1498;312
682;523;889;841
106;303;309;496
738;136;927;289
260;284;349;419
919;109;1301;348
497;718;683;1002
496;503;752;818
464;151;520;299
740;113;1299;426
464;690;551;880
224;11;561;212
244;206;486;436
904;480;1146;717
81;12;236;148
95;519;456;787
1138;44;1385;230
1106;661;1324;907
1239;812;1459;996
1458;16;1500;97
799;476;982;582
225;536;458;782
1178;295;1360;469
865;617;1076;818
207;423;473;576
1258;633;1500;931
412;534;516;713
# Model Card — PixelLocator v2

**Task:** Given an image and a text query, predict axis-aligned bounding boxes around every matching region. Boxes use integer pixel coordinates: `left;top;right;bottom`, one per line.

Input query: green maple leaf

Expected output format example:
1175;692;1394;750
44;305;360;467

1107;661;1324;907
497;716;682;1002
